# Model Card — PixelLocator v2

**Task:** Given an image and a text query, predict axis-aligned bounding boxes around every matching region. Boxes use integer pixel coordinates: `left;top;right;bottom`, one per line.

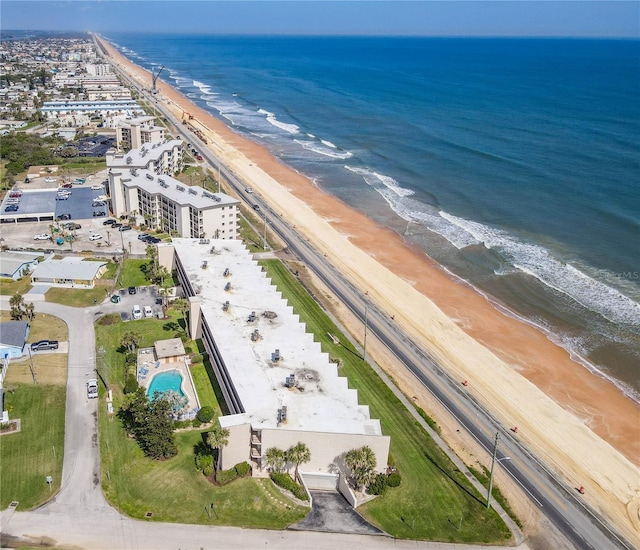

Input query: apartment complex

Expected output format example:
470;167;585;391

109;169;239;239
107;139;183;176
161;239;391;487
116;116;166;151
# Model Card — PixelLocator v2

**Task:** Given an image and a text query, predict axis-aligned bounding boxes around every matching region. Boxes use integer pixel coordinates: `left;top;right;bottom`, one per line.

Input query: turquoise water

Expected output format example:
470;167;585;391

147;370;185;400
109;35;640;401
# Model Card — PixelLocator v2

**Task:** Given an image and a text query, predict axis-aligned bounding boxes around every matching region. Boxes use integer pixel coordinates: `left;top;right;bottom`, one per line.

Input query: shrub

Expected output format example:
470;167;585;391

196;406;214;423
270;472;308;501
216;467;238;485
191;418;202;428
235;461;251;477
387;452;395;468
172;419;192;429
387;472;402;487
368;473;387;495
97;313;121;325
124;352;137;365
195;453;214;477
123;373;138;394
183;345;193;355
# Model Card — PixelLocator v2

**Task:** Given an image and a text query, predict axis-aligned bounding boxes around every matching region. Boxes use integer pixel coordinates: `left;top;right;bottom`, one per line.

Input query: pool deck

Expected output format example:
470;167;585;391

137;347;201;419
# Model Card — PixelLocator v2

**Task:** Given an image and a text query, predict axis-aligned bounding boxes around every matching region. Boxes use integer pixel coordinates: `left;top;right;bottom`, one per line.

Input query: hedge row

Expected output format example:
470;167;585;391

215;461;252;485
270;472;308;501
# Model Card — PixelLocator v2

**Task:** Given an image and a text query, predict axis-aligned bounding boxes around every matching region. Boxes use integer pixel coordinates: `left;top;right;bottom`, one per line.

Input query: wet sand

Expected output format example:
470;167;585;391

97;36;640;543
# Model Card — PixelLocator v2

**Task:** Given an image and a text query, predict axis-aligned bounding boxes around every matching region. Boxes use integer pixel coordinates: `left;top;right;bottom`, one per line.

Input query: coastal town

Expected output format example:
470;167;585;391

1;32;638;550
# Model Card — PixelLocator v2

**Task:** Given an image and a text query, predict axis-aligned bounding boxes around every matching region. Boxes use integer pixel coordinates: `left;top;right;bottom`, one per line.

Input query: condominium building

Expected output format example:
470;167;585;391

109;169;239;239
159;239;391;491
116;116;166;151
106;139;183;176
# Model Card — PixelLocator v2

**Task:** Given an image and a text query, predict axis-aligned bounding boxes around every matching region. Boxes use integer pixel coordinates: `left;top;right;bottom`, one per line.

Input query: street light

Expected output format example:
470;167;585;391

487;432;511;509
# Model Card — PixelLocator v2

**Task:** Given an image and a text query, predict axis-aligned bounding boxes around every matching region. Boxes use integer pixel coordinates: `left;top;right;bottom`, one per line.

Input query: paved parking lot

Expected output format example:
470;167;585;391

1;186;108;221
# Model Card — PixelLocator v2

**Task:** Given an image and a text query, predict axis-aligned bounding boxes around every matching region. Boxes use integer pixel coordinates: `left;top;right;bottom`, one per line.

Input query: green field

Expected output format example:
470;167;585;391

261;260;512;543
119;259;151;288
0;384;66;510
45;286;109;307
0;277;32;296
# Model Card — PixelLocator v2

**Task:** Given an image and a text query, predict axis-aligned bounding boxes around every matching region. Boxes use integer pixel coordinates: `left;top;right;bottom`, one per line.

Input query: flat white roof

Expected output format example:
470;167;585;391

173;238;382;436
109;140;182;168
121;169;238;210
32;257;106;280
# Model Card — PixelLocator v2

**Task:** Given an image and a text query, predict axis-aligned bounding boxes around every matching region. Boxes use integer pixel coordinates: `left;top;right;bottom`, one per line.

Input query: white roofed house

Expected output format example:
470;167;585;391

31;258;107;289
165;239;391;496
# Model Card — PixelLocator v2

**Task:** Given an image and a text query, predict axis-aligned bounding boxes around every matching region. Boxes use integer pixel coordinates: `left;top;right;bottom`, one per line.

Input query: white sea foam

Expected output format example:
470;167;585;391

257;108;300;134
321;139;337;149
439;211;640;327
295;140;352;159
345;166;414;198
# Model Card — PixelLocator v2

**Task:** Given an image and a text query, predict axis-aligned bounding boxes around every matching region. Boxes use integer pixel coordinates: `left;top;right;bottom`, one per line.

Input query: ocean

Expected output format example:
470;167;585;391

106;34;640;402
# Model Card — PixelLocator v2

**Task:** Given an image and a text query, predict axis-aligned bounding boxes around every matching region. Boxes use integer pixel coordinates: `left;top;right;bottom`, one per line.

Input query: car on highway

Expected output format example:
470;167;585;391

245;187;253;193
90;184;103;190
5;204;19;212
89;233;103;241
144;305;153;318
31;340;59;351
33;233;51;240
253;204;260;211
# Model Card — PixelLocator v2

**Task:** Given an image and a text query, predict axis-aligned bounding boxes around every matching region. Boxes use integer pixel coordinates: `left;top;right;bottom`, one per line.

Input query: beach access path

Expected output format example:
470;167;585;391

96;35;639;549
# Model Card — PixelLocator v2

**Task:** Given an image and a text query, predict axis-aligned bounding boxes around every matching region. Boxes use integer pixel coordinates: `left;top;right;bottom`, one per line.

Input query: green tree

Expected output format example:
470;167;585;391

172;298;190;333
120;330;142;354
287;442;311;479
9;292;25;320
206;426;230;472
265;447;287;474
138;395;178;459
24;302;35;321
344;445;377;492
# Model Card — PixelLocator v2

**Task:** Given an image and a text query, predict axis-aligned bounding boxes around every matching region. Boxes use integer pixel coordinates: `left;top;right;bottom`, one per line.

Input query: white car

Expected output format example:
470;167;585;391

45;177;57;183
132;305;143;320
34;233;51;241
144;305;153;318
245;187;253;193
90;184;103;191
89;233;103;241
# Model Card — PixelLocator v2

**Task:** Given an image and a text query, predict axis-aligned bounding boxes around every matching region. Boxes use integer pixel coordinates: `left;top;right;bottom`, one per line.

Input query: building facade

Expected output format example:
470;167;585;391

106;140;183;176
116;116;166;151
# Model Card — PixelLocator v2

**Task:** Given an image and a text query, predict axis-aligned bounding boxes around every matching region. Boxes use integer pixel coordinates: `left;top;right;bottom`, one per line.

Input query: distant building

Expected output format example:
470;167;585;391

85;63;112;76
0;321;29;359
108;169;239;239
160;239;391;491
41;100;143;119
116;116;166;151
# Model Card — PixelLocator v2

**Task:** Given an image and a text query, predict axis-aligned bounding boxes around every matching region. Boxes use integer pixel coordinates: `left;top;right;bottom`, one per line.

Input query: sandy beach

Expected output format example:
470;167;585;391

97;36;639;543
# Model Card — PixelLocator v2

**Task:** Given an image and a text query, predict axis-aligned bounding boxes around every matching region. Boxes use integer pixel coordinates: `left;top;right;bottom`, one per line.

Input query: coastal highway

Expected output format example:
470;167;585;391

109;58;633;550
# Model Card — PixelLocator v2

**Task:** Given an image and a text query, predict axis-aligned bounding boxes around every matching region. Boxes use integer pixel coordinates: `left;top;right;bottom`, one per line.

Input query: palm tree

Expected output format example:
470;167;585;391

287;442;311;480
265;447;286;474
24;302;35;321
9;292;25;320
172;298;190;334
207;426;230;472
344;446;377;492
120;330;142;354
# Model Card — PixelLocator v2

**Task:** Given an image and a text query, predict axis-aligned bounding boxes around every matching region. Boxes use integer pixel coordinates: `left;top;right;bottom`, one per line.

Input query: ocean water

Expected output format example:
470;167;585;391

107;34;640;402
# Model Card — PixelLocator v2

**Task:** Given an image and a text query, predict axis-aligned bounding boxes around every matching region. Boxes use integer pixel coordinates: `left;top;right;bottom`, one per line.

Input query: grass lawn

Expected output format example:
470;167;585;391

0;384;66;510
119;259;151;288
261;259;512;543
5;353;67;386
96;308;306;527
0;277;32;296
45;286;108;307
0;311;68;343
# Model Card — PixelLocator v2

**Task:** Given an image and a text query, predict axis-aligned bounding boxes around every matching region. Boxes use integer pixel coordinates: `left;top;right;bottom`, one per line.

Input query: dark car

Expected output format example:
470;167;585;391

61;183;72;189
119;225;132;232
92;201;106;207
4;204;19;212
56;213;71;221
93;211;106;217
112;222;123;229
110;294;121;304
128;286;137;295
31;340;59;352
253;204;260;211
103;219;116;225
138;233;150;241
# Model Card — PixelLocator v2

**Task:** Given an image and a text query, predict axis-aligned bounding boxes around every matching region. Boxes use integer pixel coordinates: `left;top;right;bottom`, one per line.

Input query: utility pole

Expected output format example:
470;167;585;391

263;211;267;251
363;304;369;363
487;431;499;509
27;346;37;385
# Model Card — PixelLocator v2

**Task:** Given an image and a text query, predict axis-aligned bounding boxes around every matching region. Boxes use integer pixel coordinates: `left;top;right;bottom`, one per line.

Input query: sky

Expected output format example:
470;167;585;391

1;1;638;37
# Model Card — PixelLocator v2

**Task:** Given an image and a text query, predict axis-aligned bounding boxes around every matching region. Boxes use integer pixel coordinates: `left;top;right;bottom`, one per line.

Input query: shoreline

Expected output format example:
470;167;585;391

97;35;639;542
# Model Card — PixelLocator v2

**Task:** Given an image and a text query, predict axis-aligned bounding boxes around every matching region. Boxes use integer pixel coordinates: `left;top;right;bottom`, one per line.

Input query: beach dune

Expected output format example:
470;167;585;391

97;36;639;544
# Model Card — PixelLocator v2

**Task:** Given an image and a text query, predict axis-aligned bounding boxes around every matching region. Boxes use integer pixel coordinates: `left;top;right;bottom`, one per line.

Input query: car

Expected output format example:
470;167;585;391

5;198;20;204
119;225;132;232
87;379;98;399
56;214;71;221
5;205;19;212
128;286;137;295
62;222;81;230
148;236;161;243
93;211;106;217
30;340;59;352
110;294;121;304
196;155;203;161
34;233;51;241
92;201;106;207
103;219;116;225
89;233;103;241
90;184;103;191
245;187;253;194
60;183;72;189
55;194;69;201
45;177;57;183
24;177;30;184
132;305;143;320
9;191;22;197
138;233;150;241
253;204;261;211
144;305;153;318
112;222;122;229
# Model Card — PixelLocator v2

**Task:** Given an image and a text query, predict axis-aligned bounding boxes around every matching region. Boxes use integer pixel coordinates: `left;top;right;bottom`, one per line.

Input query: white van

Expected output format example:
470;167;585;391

132;305;143;320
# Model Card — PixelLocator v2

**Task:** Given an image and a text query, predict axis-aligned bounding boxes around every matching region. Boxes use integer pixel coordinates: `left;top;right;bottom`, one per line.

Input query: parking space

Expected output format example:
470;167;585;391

102;285;160;320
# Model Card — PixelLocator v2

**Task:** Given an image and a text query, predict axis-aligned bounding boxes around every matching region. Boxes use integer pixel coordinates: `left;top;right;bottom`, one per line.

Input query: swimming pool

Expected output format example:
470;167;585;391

147;370;186;400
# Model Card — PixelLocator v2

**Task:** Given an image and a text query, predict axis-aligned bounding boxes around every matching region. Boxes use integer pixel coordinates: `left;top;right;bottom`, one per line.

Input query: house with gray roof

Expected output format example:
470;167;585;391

31;257;107;288
0;320;29;359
